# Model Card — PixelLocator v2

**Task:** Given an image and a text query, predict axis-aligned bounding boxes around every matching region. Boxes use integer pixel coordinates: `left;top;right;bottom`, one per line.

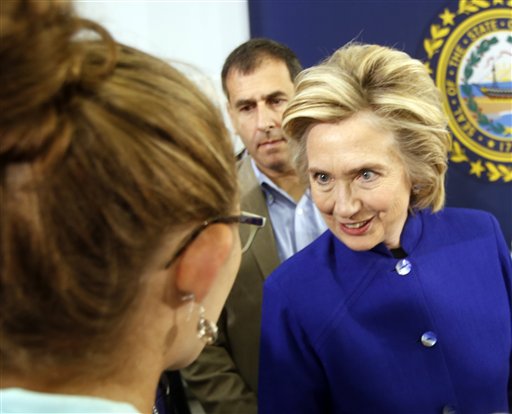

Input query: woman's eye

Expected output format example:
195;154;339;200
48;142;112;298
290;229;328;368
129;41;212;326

313;172;331;185
360;170;376;181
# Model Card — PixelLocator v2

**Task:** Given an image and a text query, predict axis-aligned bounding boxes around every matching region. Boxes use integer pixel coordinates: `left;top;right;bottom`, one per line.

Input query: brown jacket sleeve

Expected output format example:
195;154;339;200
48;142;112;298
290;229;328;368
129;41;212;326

181;157;280;414
181;308;258;414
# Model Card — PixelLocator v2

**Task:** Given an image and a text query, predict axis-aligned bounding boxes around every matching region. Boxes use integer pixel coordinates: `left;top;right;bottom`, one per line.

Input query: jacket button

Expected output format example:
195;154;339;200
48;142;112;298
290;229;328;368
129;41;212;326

421;331;437;347
395;258;412;275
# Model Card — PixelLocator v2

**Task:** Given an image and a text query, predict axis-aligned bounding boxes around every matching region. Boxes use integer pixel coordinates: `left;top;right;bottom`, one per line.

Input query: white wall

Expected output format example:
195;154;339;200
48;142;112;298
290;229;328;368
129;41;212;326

75;0;249;152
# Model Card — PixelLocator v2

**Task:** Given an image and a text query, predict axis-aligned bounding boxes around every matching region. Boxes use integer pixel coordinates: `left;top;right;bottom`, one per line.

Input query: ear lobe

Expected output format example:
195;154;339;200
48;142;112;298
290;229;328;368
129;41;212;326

174;224;234;303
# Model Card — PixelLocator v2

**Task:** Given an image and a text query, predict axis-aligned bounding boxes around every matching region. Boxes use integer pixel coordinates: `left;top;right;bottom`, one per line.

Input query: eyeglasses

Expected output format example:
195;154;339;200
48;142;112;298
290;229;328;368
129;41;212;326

165;211;266;268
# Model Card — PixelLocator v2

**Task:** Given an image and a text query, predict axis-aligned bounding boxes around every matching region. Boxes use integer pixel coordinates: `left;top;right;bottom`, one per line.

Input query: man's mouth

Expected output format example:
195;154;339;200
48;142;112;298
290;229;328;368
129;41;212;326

258;138;286;148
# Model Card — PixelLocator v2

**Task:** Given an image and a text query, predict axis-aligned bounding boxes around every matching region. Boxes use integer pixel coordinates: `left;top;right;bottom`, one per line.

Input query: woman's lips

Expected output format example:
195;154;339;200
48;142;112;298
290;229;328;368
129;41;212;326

339;217;373;236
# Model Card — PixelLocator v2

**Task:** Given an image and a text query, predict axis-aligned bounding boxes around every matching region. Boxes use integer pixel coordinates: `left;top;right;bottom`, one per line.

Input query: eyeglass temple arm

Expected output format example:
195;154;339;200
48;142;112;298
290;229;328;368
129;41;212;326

240;211;266;228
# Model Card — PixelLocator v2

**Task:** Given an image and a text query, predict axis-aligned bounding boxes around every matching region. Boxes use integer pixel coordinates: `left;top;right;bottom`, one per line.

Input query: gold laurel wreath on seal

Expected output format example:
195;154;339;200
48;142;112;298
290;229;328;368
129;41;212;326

423;0;512;183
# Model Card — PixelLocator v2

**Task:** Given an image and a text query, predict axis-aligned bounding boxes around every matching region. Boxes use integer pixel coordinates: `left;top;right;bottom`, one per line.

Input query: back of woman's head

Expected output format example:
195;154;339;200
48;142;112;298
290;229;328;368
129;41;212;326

283;43;451;212
1;0;237;376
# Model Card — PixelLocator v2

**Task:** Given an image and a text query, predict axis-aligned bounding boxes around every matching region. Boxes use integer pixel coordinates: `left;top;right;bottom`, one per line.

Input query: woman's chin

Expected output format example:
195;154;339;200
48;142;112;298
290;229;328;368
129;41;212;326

166;343;204;371
334;232;380;252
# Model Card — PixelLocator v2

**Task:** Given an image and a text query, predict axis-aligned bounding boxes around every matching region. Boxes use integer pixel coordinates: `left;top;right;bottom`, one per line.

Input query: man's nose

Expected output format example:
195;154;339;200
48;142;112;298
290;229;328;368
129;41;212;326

256;105;276;132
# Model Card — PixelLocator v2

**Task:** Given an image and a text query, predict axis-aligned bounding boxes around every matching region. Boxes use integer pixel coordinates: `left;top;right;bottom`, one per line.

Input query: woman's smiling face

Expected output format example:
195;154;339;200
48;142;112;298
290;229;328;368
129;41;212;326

306;111;412;251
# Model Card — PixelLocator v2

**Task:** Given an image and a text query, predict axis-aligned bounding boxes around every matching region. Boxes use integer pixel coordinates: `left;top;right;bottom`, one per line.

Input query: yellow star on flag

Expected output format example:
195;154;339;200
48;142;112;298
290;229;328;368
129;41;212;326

439;8;456;26
469;160;485;178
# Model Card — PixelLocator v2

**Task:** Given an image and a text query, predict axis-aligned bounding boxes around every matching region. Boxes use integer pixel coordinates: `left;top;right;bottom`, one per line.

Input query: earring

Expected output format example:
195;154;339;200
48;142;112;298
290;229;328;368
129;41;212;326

197;305;218;345
181;293;218;345
181;293;195;321
412;185;420;195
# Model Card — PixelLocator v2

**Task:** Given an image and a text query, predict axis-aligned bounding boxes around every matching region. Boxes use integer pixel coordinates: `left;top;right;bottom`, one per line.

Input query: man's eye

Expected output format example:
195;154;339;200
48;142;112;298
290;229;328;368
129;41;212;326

270;98;286;106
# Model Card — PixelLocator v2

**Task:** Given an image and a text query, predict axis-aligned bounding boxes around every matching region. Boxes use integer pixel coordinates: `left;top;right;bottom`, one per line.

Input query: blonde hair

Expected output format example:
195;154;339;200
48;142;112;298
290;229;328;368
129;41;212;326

1;0;237;377
283;43;451;211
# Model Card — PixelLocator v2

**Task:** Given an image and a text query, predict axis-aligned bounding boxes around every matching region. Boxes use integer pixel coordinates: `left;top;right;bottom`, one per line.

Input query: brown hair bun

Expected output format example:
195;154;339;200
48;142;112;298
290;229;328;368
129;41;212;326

1;0;115;165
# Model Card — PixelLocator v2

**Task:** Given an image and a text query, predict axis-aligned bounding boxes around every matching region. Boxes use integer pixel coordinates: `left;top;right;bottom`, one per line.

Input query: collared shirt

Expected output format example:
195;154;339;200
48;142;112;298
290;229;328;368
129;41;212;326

251;159;327;262
0;388;139;413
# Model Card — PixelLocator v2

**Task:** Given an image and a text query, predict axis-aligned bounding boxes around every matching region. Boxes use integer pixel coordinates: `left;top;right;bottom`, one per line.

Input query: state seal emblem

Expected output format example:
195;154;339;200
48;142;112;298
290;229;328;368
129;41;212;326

424;0;512;182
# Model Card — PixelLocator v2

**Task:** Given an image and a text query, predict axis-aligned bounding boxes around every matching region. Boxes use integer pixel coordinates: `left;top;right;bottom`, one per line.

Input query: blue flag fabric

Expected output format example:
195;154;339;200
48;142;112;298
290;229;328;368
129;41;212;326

249;0;512;247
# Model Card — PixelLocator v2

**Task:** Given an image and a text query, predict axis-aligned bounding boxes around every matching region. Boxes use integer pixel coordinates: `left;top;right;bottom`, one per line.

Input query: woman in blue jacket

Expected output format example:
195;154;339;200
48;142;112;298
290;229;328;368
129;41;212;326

258;43;512;413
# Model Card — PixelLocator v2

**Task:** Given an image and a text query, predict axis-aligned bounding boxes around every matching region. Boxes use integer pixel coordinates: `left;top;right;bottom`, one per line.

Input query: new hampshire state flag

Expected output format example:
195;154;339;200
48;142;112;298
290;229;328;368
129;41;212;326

249;0;512;248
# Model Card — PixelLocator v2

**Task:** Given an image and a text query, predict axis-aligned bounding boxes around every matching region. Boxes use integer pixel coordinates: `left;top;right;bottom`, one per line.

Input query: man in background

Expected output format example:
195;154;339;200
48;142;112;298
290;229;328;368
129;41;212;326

181;38;326;414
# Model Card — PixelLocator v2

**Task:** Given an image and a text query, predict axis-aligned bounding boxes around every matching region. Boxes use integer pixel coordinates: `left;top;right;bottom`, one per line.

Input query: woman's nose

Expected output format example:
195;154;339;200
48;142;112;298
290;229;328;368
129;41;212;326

333;184;360;219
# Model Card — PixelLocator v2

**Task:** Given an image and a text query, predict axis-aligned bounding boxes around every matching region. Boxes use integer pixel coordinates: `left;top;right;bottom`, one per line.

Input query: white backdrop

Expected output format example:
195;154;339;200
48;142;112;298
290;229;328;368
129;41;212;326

76;0;249;151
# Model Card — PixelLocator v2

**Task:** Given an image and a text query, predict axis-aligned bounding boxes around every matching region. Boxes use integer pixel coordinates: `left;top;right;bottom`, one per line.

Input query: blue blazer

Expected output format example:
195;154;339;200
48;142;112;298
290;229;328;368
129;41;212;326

259;208;512;413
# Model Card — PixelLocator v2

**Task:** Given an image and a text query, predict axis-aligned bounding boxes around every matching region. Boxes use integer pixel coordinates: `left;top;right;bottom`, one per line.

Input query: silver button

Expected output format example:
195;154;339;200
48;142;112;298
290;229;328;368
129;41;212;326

421;331;437;347
395;258;411;275
442;405;457;414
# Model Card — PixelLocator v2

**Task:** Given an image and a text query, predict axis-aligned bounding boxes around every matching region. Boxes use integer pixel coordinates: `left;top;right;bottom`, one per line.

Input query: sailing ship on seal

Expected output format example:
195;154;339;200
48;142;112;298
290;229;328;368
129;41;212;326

480;64;512;100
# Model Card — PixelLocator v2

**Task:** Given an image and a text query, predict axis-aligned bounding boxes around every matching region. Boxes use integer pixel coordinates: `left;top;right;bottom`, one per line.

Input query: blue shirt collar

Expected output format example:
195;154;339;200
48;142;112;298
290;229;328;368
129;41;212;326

250;158;312;204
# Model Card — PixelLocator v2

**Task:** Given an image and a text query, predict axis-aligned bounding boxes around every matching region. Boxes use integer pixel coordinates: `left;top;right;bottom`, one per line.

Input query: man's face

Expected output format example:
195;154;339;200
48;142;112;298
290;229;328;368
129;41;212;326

226;59;295;176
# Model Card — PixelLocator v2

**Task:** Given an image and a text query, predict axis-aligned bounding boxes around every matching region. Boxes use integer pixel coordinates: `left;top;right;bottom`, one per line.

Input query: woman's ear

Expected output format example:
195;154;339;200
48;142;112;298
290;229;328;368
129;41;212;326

173;224;234;303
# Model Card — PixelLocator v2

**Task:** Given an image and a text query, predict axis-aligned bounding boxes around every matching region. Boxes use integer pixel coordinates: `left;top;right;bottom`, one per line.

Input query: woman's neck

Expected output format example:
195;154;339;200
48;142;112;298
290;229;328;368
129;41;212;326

3;353;163;413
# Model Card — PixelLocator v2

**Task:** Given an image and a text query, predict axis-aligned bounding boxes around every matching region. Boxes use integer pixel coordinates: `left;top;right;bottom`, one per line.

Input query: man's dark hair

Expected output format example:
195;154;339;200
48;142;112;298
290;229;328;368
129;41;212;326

221;38;302;98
